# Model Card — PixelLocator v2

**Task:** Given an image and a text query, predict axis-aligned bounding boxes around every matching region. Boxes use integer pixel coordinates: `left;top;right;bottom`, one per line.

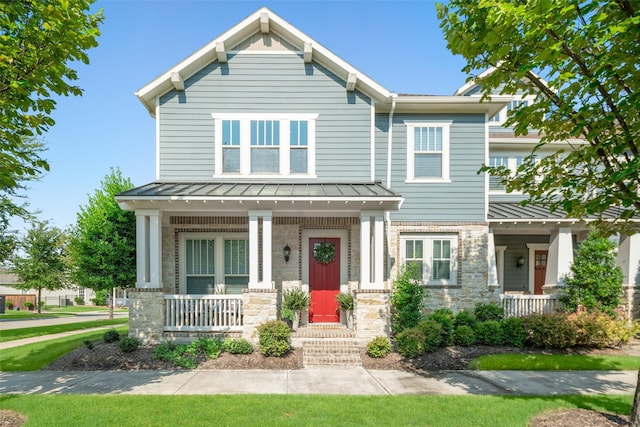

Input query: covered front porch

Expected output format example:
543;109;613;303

116;181;403;343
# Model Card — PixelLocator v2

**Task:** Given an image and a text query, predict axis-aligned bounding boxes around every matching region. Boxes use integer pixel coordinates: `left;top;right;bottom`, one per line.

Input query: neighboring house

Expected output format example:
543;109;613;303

116;7;640;344
0;269;96;308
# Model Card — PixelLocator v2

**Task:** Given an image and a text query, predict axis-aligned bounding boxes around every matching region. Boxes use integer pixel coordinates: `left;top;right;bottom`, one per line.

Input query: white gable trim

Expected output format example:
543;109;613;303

136;7;391;115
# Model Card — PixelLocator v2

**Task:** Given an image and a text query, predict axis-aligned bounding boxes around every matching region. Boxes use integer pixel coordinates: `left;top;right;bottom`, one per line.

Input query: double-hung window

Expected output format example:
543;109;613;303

488;155;524;192
405;122;451;182
181;233;249;294
213;113;317;177
400;234;458;286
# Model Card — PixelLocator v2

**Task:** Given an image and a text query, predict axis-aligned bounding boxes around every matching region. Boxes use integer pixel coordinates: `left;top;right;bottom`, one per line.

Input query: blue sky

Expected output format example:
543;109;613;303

19;0;468;231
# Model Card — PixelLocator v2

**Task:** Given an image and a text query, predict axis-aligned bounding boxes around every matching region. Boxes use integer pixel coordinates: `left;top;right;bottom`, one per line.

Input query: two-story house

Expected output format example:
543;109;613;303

116;8;640;344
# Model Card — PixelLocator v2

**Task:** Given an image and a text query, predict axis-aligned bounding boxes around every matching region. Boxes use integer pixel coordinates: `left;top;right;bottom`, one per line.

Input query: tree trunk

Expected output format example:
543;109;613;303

631;369;640;426
37;288;41;314
108;287;114;320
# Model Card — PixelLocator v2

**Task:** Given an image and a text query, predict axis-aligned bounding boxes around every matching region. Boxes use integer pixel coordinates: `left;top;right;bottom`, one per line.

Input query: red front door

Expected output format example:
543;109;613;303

309;238;340;323
534;250;548;295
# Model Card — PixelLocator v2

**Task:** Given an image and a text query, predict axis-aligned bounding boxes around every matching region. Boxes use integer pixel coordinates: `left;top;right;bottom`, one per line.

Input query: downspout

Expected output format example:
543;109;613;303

385;94;397;287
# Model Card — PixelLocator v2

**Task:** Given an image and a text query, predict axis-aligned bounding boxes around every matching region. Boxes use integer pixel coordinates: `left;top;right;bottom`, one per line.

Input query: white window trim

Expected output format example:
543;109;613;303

179;232;249;294
212;113;318;178
488;155;524;194
399;233;458;286
405;121;451;183
489;95;536;126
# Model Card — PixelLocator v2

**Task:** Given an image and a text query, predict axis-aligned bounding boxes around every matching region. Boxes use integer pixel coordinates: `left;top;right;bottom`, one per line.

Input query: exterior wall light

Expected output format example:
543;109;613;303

516;255;525;268
283;244;291;263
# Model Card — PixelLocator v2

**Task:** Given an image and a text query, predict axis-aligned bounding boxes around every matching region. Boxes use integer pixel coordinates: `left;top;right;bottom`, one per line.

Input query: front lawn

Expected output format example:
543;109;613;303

0;394;631;426
0;326;128;371
0;318;128;342
469;353;640;370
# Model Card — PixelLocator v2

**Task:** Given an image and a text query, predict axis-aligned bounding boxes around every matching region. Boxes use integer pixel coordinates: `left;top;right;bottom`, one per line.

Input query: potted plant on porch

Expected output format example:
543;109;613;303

283;288;309;330
336;292;354;328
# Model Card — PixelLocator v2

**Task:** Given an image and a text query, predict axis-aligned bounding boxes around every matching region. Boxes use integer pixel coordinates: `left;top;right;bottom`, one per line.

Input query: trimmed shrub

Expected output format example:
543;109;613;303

454;310;478;330
501;316;527;348
428;309;454;346
390;264;426;334
257;320;291;357
153;341;197;368
417;319;443;352
366;336;392;358
475;320;504;346
561;232;623;313
523;312;578;349
474;302;504;322
103;329;120;343
222;338;254;354
571;311;635;349
119;336;140;353
453;325;476;346
396;327;426;358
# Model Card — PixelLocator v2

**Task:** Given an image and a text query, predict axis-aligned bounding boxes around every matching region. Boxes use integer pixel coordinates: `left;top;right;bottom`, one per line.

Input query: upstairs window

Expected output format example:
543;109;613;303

488;155;524;192
213;113;317;177
405;122;451;182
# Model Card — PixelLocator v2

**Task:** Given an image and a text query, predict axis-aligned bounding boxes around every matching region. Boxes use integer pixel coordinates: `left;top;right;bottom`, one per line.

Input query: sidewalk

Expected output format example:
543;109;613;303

0;368;637;395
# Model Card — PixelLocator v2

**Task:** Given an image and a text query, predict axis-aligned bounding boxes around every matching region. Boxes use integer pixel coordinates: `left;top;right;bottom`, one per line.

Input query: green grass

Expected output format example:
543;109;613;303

0;394;631;426
0;318;128;342
47;306;128;313
469;353;640;370
0;325;128;371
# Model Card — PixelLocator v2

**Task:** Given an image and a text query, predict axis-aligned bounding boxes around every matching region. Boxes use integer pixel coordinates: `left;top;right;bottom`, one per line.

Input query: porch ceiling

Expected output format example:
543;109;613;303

116;181;403;213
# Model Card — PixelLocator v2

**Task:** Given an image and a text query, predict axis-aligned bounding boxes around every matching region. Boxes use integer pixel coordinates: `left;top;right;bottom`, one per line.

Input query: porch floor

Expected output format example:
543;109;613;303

292;324;361;367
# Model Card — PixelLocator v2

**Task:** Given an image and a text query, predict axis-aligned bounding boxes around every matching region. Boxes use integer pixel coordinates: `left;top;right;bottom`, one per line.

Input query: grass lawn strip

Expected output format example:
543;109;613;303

0;394;631;426
0;318;128;342
0;311;76;320
0;325;128;371
469;353;640;371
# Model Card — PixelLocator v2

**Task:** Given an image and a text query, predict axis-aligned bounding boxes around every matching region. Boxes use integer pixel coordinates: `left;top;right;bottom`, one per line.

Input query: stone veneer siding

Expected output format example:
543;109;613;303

354;290;391;342
242;289;278;343
128;289;165;344
388;222;498;313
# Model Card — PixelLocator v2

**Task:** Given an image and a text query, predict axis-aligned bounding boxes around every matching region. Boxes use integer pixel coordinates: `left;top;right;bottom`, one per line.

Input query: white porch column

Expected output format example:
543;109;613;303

360;214;371;288
373;214;384;289
135;209;162;288
262;212;272;288
249;212;259;288
545;227;574;287
487;229;498;288
248;210;272;289
618;233;640;287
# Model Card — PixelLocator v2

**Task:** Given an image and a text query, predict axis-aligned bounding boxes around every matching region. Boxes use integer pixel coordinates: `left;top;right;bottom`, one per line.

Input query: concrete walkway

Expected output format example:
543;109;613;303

0;368;637;396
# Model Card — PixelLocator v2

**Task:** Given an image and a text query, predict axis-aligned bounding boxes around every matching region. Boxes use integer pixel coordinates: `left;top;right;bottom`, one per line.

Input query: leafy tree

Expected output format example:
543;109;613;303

11;221;68;313
0;1;103;221
68;168;135;319
561;232;623;313
437;1;640;421
437;0;639;232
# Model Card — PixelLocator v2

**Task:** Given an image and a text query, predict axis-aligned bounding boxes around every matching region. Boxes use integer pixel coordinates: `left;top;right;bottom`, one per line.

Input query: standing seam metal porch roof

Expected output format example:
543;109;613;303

117;181;402;202
488;201;635;221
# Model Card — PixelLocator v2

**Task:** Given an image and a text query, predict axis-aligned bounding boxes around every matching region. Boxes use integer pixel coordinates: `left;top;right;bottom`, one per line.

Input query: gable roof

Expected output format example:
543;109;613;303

136;7;392;115
454;65;549;97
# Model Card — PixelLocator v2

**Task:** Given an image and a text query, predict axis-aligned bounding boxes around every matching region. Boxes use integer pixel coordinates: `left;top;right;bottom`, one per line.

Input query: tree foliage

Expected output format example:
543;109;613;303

11;221;68;313
68;168;135;318
437;0;639;232
561;232;623;313
0;0;103;220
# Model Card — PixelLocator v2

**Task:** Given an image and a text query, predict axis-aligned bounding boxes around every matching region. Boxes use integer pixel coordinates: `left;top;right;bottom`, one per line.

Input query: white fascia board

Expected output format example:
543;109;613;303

135;7;392;115
394;95;512;116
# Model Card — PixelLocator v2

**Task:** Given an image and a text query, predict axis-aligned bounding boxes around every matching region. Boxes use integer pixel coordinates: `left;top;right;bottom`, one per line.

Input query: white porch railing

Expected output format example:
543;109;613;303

164;295;243;332
500;294;560;318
